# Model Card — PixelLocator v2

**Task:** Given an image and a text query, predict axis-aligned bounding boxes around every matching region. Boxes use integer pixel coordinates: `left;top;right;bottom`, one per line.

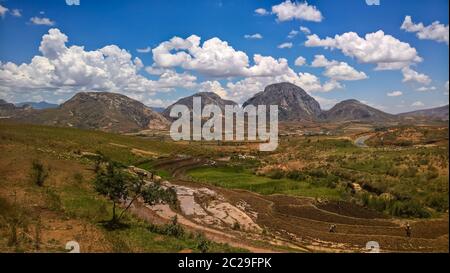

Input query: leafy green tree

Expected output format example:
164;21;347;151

94;160;177;225
94;161;129;223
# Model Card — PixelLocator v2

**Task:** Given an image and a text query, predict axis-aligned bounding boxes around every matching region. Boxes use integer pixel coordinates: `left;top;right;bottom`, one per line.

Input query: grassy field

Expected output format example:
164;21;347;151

187;166;343;200
262;131;449;218
0;121;244;253
186;129;448;219
0;121;216;166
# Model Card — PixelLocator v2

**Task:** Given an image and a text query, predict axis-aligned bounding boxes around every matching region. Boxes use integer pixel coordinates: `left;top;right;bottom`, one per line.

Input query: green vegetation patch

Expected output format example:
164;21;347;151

187;166;343;200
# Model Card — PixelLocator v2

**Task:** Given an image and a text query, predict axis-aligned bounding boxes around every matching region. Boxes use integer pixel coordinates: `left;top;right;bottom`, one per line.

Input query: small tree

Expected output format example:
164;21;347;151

30;160;49;187
94;161;129;223
94;161;177;225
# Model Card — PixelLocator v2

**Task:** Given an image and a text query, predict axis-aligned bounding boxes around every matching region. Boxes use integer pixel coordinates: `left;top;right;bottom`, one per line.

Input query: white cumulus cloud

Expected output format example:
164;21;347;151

198;80;228;99
0;5;8;18
311;55;368;81
401;67;431;85
255;8;269;16
300;26;311;34
294;56;306;66
305;30;422;70
0;28;197;103
416;86;436;92
244;33;263;39
136;46;151;53
152;35;296;78
30;16;55;26
152;35;250;77
11;9;21;17
411;101;425;107
401;16;449;45
287;30;299;39
277;42;293;49
387;91;403;97
271;1;323;22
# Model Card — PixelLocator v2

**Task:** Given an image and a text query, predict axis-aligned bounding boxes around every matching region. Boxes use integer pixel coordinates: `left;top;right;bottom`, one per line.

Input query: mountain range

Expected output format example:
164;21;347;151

1;82;448;133
15;101;58;110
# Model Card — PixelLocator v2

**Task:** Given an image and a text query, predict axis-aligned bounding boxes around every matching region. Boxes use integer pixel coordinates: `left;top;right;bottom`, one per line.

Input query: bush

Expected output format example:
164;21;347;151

286;170;307;181
402;166;418;178
195;233;210;253
419;159;429;165
232;222;241;230
148;215;185;238
425;194;449;212
267;169;284;179
397;140;413;146
387;167;399;177
30;160;49;187
322;174;339;188
389;200;430;218
308;169;328;178
45;188;62;212
165;216;185;238
426;165;439;180
73;172;84;184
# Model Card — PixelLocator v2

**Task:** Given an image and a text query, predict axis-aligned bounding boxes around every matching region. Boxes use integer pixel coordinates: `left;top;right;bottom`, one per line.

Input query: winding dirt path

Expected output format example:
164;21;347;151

354;135;372;148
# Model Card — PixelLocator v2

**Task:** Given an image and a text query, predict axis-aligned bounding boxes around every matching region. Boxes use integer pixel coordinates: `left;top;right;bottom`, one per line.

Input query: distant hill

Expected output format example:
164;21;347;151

1;99;32;117
0;99;17;115
13;92;169;133
151;107;165;113
398;105;449;121
15;101;58;110
162;92;237;119
243;82;321;121
320;99;397;123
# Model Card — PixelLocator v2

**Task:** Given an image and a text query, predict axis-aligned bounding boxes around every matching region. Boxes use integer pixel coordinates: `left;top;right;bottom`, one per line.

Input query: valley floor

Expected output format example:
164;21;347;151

0;121;448;253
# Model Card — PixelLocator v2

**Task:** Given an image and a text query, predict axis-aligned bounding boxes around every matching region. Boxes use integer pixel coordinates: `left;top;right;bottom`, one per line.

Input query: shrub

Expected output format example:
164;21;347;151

45;188;62;212
232;222;241;230
73;172;84;184
419;159;429;165
389;200;430;218
286;170;307;181
30;160;49;187
387;167;399;177
402;166;418;178
165;216;185;238
195;233;210;253
426;165;439;180
308;169;328;178
267;169;284;179
425;194;449;212
148;216;185;238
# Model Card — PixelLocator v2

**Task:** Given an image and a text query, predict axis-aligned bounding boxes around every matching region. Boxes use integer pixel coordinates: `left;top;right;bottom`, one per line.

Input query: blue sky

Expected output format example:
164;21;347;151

0;0;448;113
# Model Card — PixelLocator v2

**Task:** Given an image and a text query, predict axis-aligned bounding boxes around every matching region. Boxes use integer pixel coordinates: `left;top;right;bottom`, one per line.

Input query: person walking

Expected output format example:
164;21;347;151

329;224;337;233
405;223;412;238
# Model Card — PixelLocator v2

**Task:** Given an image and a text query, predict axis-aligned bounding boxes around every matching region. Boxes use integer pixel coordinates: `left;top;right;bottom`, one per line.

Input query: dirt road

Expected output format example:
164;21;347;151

354;135;371;148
